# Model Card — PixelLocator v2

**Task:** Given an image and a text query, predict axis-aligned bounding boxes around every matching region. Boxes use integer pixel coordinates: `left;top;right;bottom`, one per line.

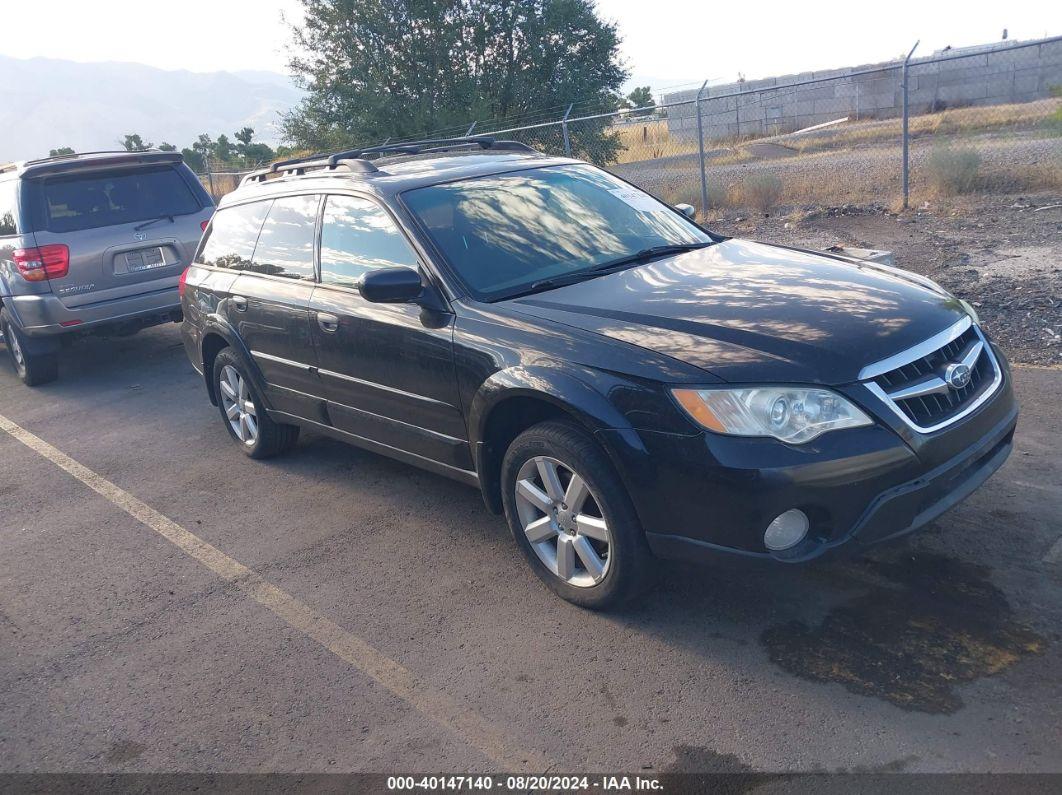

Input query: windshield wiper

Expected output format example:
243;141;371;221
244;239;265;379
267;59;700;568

134;214;175;232
524;242;711;294
589;242;712;273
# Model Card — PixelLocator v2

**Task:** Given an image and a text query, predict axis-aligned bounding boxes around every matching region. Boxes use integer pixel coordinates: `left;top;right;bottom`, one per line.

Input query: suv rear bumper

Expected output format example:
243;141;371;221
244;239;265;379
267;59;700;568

4;287;181;337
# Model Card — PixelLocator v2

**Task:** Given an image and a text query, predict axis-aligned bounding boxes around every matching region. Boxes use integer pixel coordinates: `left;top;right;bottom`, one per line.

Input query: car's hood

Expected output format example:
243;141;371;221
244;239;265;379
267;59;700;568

506;239;967;384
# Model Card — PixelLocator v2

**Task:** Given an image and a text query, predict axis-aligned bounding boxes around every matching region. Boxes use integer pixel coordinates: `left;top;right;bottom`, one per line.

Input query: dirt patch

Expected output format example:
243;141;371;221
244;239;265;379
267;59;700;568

761;550;1045;714
714;193;1062;365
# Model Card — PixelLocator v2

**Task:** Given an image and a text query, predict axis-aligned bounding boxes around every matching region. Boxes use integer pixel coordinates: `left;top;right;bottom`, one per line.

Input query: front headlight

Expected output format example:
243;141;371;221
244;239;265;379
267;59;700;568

672;386;873;444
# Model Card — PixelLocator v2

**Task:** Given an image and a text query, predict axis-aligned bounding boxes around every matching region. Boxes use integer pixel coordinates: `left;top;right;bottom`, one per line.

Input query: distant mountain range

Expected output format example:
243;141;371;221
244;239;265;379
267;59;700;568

0;56;304;161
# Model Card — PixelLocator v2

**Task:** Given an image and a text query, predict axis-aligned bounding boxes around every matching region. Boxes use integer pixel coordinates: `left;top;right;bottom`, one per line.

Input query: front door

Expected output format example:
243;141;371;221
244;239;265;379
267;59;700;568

308;194;469;470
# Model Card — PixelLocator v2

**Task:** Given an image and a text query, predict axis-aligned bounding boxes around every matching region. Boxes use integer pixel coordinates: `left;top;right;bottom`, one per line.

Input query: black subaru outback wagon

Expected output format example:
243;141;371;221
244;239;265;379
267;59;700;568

180;138;1017;608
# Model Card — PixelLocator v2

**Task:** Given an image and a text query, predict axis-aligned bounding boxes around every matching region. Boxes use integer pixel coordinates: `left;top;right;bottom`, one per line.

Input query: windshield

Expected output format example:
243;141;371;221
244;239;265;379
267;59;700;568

402;164;712;300
34;165;203;233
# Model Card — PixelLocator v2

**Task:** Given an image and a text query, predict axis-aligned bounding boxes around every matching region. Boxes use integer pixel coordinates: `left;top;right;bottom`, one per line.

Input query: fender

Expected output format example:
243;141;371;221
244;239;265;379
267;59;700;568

199;314;274;410
468;364;647;513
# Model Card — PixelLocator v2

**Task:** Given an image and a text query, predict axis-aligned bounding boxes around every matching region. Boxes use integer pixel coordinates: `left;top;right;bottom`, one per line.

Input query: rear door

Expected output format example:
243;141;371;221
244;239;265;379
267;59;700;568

308;193;468;469
231;193;323;421
25;164;213;307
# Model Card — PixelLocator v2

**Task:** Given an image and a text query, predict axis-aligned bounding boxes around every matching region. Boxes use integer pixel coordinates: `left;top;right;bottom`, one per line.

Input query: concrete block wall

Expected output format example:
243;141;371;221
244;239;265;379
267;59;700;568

664;36;1062;143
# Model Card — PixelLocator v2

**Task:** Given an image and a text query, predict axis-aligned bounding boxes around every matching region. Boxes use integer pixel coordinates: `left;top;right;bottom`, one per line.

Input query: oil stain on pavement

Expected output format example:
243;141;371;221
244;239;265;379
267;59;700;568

761;549;1045;713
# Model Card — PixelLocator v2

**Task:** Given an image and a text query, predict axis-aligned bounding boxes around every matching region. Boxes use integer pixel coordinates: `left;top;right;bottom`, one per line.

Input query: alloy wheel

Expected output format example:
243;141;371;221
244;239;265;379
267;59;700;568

219;364;258;445
514;456;612;587
8;328;25;373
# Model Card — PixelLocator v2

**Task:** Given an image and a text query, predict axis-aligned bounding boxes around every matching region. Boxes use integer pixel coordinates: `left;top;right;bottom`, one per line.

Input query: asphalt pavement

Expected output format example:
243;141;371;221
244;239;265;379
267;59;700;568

1;324;1060;774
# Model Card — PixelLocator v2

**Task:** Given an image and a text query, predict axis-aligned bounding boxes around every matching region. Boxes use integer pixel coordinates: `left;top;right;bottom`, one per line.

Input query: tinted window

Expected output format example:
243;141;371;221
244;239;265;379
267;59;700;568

37;165;202;233
250;195;319;281
320;195;418;289
196;201;270;270
403;164;711;300
0;180;16;236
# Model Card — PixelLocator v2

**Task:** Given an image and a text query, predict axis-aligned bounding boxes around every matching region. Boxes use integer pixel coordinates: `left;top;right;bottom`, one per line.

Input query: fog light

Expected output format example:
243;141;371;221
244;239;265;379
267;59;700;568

764;509;809;551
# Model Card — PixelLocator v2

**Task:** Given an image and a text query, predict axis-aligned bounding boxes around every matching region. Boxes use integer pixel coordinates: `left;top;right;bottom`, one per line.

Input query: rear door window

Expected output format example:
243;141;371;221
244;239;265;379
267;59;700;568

249;194;319;281
196;201;271;271
36;165;202;233
320;195;419;289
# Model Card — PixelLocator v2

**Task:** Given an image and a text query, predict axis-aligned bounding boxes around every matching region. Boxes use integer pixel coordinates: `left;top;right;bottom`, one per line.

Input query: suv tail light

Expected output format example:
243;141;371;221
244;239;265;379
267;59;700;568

14;245;70;282
178;266;190;299
201;220;210;232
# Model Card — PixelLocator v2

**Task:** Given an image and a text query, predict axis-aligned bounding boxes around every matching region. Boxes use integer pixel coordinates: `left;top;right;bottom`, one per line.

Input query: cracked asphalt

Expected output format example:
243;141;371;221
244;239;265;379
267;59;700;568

0;324;1060;774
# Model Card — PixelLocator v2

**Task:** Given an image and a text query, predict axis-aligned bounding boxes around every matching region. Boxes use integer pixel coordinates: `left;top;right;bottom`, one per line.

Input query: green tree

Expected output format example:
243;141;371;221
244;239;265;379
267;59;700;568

181;147;205;172
49;146;76;156
626;86;655;117
234;127;255;149
284;0;627;160
121;133;152;152
212;134;236;165
157;142;177;152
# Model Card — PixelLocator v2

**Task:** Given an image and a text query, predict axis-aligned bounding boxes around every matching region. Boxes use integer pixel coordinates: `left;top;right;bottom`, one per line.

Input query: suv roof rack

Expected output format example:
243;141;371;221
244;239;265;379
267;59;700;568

240;136;538;187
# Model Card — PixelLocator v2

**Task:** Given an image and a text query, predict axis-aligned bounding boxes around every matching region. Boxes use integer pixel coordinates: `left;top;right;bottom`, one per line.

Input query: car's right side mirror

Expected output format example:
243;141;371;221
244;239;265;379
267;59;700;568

675;203;696;220
360;267;424;304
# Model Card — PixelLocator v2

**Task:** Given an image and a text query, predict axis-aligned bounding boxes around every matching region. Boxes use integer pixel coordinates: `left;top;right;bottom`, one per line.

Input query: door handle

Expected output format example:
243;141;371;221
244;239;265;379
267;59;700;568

317;312;340;332
231;295;248;311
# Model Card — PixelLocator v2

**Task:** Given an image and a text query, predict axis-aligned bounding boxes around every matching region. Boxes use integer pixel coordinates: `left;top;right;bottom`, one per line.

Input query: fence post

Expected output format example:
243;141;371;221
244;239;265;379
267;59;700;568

465;121;477;137
901;40;920;209
696;80;709;217
561;104;574;157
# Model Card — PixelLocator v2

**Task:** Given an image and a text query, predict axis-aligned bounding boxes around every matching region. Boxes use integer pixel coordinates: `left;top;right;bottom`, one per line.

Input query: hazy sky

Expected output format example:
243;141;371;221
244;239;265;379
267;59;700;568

0;0;1057;90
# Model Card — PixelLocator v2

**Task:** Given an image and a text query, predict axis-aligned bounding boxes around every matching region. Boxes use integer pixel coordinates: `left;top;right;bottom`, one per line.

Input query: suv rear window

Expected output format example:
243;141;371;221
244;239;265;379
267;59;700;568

35;166;202;233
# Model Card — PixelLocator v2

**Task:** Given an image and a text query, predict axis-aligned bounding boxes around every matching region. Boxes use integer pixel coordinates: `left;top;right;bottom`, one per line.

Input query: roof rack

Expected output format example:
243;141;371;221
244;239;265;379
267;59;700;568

325;136;535;165
240;136;538;187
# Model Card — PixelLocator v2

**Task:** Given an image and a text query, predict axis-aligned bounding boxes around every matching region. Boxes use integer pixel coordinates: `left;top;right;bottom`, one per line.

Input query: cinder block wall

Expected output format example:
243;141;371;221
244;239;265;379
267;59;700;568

663;36;1062;142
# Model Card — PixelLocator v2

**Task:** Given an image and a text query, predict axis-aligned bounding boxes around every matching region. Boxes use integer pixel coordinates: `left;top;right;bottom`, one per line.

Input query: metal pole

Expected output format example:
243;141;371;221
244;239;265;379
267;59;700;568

561;104;574;157
465;121;477;137
696;80;709;217
902;40;919;209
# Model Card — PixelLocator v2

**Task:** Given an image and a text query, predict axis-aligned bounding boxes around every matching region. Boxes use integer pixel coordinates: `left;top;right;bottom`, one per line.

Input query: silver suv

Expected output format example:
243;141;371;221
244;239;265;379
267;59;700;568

0;150;214;385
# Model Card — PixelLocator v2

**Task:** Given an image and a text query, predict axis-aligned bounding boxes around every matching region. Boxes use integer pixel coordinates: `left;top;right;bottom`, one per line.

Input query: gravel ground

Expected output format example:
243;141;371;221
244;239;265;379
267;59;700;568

707;192;1062;366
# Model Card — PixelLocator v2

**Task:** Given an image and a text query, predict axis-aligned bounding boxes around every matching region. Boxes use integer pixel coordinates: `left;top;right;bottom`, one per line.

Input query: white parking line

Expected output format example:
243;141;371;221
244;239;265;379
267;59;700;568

0;412;551;772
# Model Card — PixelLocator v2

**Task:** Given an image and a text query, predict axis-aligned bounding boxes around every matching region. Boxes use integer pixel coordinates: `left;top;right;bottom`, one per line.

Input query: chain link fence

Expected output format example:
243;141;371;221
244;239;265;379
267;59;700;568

196;36;1061;215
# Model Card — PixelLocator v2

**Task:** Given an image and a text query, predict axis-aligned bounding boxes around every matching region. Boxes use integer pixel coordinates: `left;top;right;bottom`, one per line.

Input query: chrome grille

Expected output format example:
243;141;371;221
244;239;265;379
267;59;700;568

862;319;1002;433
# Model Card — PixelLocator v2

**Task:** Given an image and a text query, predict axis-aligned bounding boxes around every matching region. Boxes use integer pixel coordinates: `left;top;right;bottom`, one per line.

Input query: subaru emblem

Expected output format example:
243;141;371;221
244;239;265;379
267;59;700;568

133;231;146;242
944;362;972;390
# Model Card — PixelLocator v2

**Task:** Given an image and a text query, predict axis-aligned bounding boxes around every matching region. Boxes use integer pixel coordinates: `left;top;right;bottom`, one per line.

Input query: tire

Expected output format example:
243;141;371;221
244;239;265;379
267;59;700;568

1;309;58;387
212;349;299;459
501;420;654;609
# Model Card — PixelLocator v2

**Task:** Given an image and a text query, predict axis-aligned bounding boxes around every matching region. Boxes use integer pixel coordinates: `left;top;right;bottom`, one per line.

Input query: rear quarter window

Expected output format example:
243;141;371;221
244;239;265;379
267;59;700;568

196;201;271;270
35;165;203;233
0;179;18;236
248;194;319;281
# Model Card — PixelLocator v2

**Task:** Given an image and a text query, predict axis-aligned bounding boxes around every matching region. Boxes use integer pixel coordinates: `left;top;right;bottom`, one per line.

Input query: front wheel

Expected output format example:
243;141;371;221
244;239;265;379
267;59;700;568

501;420;654;609
1;309;58;386
212;349;299;459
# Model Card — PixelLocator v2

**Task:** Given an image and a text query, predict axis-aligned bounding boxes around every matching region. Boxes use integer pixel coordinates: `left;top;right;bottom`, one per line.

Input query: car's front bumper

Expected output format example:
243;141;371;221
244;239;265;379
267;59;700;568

600;345;1018;563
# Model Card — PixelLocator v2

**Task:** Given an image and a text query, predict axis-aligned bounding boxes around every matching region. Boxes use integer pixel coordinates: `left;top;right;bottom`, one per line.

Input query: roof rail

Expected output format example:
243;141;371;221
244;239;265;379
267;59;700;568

325;136;536;164
239;156;381;187
239;136;539;188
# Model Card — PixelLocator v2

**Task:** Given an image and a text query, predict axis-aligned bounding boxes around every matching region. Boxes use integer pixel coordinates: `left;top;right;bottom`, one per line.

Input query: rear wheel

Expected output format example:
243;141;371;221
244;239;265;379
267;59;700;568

1;309;58;386
212;349;299;459
501;420;654;609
